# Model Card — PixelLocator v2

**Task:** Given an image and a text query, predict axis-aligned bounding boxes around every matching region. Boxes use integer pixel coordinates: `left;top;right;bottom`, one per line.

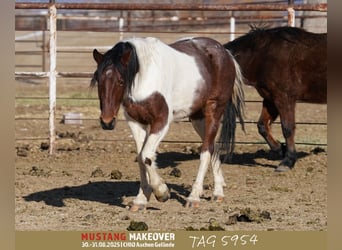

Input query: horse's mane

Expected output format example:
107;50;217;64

226;25;321;52
127;37;166;73
90;42;139;95
249;25;311;43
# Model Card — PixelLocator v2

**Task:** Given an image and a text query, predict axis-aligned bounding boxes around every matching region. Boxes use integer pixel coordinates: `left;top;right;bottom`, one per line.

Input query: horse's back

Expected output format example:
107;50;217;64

126;37;214;118
171;37;236;88
171;37;234;68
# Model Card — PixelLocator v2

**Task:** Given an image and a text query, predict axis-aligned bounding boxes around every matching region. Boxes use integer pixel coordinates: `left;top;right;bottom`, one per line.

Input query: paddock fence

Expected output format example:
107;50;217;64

15;1;328;154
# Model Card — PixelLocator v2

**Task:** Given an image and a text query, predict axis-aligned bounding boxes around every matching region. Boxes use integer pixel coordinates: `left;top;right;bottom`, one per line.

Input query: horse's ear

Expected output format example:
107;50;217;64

120;47;132;67
93;49;104;64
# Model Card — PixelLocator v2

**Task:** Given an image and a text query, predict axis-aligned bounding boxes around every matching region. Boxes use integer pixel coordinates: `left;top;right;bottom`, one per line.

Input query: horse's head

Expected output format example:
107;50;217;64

91;42;139;130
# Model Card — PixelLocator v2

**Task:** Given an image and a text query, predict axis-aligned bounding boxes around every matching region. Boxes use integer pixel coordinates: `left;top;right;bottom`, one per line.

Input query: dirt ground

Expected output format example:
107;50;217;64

14;80;327;232
14;29;327;231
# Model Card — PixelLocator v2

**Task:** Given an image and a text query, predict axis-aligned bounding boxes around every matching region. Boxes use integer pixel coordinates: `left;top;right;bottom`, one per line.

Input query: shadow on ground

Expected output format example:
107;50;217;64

24;148;322;209
23;180;188;208
157;148;312;169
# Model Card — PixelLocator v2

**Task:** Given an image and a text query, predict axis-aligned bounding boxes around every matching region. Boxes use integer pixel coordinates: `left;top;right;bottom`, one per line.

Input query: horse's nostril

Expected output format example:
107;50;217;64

100;118;116;130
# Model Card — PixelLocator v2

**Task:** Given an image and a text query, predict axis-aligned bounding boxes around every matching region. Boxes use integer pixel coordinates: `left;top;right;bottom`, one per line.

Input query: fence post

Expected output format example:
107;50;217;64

230;16;235;41
287;0;295;27
119;14;124;40
48;1;57;155
287;7;295;26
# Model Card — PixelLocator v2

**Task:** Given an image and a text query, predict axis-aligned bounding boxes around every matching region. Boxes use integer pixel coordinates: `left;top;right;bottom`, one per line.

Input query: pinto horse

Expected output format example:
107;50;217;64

91;37;245;210
224;26;327;172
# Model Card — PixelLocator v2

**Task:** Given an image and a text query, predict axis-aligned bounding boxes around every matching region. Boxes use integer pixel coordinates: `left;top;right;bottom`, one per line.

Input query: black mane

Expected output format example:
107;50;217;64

249;26;313;43
225;26;320;51
91;42;139;94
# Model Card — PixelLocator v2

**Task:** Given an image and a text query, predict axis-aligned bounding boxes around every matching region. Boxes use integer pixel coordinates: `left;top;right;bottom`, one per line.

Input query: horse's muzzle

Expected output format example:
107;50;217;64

100;117;116;130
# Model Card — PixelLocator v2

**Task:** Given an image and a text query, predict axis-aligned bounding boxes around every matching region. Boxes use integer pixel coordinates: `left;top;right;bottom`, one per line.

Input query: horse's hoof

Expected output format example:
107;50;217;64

213;196;224;203
154;191;170;203
185;200;200;208
275;165;291;172
153;184;170;203
277;157;296;172
127;202;146;212
270;149;283;159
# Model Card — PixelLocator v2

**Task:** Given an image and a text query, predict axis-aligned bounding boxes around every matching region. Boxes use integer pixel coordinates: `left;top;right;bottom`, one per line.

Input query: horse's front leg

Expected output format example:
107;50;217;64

140;125;171;203
125;117;152;211
257;99;283;156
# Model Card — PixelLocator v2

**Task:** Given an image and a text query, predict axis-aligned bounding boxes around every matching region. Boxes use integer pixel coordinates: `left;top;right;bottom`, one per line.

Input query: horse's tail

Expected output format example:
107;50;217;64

219;52;246;163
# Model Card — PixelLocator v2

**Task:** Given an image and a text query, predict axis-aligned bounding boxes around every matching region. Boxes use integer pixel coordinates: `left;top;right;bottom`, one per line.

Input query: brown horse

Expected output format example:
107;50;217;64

91;37;245;210
224;26;327;171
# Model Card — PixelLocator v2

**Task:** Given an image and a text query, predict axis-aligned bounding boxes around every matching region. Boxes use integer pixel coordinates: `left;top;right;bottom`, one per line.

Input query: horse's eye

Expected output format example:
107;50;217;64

118;79;124;86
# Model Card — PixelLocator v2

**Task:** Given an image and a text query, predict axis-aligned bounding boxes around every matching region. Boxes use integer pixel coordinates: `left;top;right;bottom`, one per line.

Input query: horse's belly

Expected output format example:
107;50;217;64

171;80;203;120
299;90;327;103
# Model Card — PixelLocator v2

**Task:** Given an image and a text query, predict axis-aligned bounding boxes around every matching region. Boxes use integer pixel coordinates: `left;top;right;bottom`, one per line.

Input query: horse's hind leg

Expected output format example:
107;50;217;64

186;119;207;207
186;104;226;208
191;119;226;195
277;102;297;171
211;151;226;202
257;99;283;157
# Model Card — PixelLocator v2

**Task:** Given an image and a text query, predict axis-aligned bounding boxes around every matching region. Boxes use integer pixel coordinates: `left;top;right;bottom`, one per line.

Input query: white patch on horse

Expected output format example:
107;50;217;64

126;37;204;122
188;150;211;201
105;69;112;77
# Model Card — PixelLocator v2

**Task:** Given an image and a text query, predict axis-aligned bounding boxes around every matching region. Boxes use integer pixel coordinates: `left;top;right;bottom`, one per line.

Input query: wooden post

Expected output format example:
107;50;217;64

230;16;235;41
119;13;124;41
288;0;295;27
48;1;57;154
